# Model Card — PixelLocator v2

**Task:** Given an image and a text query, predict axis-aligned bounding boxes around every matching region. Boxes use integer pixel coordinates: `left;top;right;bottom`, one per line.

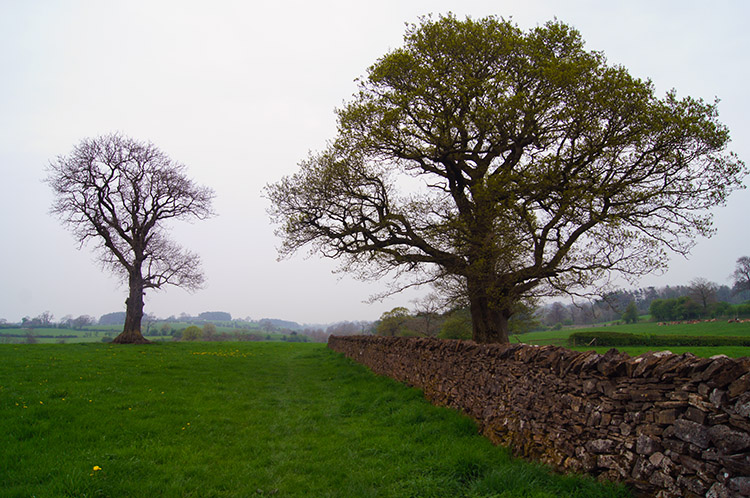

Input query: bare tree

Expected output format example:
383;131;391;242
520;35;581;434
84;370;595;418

38;311;54;327
688;277;718;315
47;134;215;344
72;315;95;329
412;293;445;337
732;256;750;295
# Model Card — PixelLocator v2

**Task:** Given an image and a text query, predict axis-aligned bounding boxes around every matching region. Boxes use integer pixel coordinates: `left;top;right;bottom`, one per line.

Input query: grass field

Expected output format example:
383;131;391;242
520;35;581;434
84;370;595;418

0;342;630;497
0;325;291;345
513;320;750;358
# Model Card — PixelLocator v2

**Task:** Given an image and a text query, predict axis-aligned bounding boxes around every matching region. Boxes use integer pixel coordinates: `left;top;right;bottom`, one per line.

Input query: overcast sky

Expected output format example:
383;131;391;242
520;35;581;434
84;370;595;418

1;0;748;325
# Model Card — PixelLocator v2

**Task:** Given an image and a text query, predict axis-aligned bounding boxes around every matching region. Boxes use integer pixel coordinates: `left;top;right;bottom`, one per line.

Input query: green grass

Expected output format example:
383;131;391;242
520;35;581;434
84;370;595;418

569;346;750;358
0;342;630;497
0;324;293;344
514;320;750;358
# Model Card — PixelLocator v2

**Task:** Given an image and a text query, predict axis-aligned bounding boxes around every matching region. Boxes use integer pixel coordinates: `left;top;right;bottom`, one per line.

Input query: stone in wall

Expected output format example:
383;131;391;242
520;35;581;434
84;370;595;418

328;336;750;498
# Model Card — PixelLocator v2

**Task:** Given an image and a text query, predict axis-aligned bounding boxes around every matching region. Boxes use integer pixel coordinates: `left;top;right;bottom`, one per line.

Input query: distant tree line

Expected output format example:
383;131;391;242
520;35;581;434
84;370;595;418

375;258;750;337
541;267;750;328
7;258;747;342
368;303;538;341
0;312;96;330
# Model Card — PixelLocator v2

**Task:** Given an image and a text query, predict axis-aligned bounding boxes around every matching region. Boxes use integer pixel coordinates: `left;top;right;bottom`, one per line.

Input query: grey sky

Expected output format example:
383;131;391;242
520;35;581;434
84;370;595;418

1;0;748;325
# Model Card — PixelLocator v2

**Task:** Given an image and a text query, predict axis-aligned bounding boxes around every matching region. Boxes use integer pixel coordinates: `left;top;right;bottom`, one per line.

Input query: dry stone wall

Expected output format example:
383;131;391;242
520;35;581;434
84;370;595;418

327;335;750;497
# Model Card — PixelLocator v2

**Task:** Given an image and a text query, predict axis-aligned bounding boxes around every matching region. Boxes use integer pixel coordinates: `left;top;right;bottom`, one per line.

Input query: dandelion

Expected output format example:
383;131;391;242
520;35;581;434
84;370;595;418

93;466;101;471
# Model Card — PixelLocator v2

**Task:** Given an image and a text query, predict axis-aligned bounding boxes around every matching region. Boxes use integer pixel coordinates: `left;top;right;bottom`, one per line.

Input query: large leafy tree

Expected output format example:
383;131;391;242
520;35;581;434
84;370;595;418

267;15;746;343
47;134;215;344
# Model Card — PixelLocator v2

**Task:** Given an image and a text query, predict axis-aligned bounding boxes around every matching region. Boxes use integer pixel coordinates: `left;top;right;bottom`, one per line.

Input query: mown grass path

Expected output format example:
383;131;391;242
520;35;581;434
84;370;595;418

0;342;630;497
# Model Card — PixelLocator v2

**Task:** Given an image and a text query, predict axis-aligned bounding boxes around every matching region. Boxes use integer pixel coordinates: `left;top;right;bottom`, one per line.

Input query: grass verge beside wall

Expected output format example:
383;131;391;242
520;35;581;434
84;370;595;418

568;331;750;347
328;335;750;498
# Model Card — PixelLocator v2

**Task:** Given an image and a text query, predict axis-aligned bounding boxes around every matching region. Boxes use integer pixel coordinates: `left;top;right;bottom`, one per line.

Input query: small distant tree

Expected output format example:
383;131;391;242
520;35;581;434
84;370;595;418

649;299;671;321
622;301;639;324
198;311;232;322
202;323;217;340
143;313;157;337
37;311;54;327
732;256;750;295
545;303;569;327
679;297;702;320
181;325;203;341
72;315;95;329
376;307;411;337
259;319;275;332
412;293;445;337
688;278;718;316
160;323;172;336
438;309;473;340
47;134;215;344
711;301;732;318
650;296;700;321
99;312;126;326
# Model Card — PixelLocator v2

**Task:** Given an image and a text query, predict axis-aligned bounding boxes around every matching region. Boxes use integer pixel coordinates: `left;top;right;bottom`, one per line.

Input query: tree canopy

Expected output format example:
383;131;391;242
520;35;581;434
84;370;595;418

267;14;746;343
47;134;214;344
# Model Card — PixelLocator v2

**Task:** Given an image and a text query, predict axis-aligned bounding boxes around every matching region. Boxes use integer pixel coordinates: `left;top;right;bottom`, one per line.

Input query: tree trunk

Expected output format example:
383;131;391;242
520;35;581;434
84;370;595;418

113;270;150;344
467;280;511;344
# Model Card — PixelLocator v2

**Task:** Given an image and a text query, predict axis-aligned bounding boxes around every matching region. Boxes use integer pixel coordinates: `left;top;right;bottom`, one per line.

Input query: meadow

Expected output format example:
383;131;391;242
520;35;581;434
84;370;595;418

0;323;290;345
0;342;631;498
513;320;750;358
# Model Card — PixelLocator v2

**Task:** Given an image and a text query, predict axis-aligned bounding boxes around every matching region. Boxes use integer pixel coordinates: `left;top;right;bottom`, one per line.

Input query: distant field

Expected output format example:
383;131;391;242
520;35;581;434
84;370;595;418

0;342;630;497
515;320;750;358
0;327;114;344
569;346;750;358
0;324;289;344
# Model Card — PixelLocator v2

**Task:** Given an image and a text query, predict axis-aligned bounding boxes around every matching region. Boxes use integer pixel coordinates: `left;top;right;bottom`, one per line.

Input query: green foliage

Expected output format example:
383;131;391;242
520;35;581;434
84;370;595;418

197;311;232;321
0;343;630;497
376;307;411;337
568;331;750;347
159;323;172;336
267;13;746;343
438;309;473;340
181;325;202;341
649;296;702;321
621;301;639;324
